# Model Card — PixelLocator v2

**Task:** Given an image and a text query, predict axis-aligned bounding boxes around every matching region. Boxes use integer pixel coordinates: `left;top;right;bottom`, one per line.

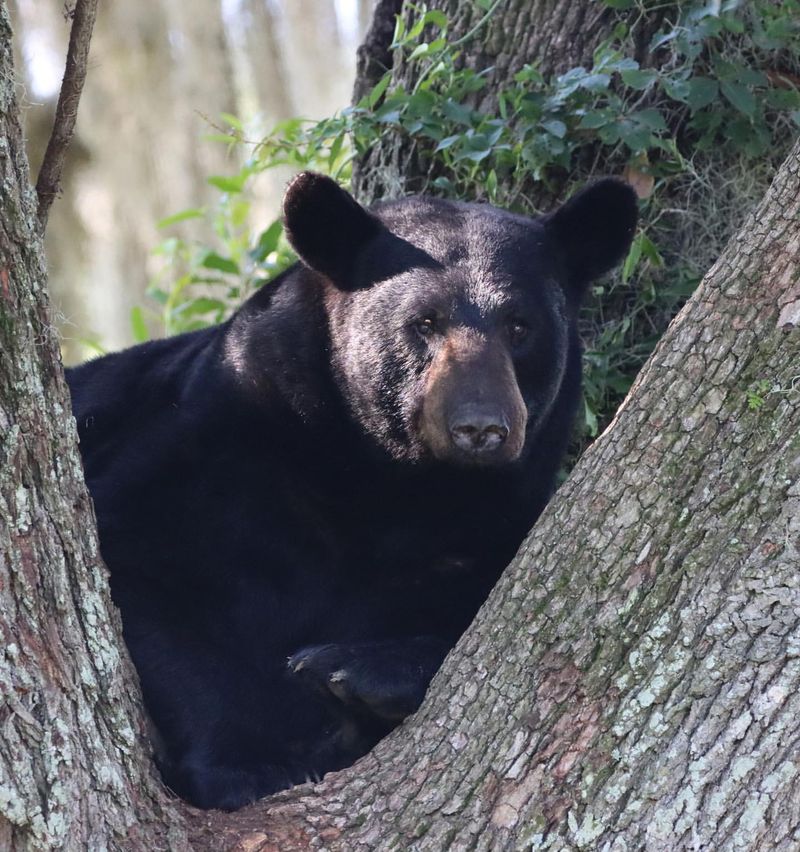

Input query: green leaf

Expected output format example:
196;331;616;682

765;88;800;110
686;77;719;112
484;121;505;145
174;297;227;318
376;107;402;124
203;133;239;145
441;99;474;125
220;112;243;131
579;73;612;92
632;108;667;132
541;119;567;138
157;208;205;229
734;68;767;87
409;41;431;60
200;252;239;275
486;169;497;197
621;68;658;90
649;29;679;51
208;174;246;193
621;234;643;284
435;134;461;152
147;287;169;306
639;234;664;267
602;0;635;7
721;80;756;117
597;123;622;144
594;51;639;74
251;220;283;263
578;110;614;129
662;76;691;103
366;72;391;108
432;176;454;192
391;13;406;47
617;121;653;152
721;15;745;34
555;66;589;98
454;146;491;163
130;306;150;343
422;10;448;29
584;397;599;437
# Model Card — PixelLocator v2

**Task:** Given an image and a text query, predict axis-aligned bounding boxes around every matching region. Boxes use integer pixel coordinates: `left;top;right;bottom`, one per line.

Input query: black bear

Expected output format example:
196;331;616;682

67;173;636;811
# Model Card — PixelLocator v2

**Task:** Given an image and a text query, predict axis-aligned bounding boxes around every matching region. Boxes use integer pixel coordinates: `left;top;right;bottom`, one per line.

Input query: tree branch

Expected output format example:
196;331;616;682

35;0;98;231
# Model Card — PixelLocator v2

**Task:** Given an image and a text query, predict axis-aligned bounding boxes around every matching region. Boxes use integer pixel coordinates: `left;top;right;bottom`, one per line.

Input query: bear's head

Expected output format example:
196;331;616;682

282;173;637;467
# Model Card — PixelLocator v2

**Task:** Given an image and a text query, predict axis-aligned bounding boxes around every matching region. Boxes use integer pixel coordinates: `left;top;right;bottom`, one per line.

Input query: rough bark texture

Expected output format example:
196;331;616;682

351;0;670;203
189;139;800;851
351;0;403;105
0;5;187;848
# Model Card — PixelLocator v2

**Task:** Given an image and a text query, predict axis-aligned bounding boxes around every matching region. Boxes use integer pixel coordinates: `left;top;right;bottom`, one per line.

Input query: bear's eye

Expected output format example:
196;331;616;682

508;319;529;345
413;317;437;339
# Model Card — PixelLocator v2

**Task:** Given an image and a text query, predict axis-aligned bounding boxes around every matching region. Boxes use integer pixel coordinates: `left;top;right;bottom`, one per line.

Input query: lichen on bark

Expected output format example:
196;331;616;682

0;3;187;848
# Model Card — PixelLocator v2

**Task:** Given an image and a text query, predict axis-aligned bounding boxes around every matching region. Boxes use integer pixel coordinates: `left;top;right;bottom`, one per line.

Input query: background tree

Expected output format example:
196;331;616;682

352;0;670;201
2;0;799;849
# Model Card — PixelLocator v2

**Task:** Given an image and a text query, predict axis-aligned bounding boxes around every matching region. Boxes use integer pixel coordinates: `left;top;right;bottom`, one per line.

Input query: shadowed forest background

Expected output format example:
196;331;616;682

11;0;369;361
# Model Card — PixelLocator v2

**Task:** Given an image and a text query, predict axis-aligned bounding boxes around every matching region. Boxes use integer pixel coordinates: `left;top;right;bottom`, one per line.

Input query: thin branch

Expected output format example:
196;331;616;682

35;0;98;232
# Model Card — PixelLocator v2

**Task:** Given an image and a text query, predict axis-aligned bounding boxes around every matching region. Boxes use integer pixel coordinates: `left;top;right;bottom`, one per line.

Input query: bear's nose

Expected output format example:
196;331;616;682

449;408;509;453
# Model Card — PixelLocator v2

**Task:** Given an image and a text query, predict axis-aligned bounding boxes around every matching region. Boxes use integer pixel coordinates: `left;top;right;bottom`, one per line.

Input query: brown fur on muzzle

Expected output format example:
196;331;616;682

419;329;527;466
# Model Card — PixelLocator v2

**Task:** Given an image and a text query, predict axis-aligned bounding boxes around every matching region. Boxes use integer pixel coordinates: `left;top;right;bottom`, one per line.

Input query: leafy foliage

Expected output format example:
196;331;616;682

141;0;800;454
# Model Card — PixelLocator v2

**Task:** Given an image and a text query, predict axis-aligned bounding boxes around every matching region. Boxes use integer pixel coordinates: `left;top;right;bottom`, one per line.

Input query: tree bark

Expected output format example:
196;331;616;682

183;137;800;852
2;1;800;849
0;5;187;848
351;0;402;105
351;0;671;203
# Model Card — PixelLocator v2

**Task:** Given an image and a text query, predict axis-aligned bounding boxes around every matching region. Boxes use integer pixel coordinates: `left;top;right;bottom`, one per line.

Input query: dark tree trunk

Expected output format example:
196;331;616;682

351;0;671;203
351;0;403;105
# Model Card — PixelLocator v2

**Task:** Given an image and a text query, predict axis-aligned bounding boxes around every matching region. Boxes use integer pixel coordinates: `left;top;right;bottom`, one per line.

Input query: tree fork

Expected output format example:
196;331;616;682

188;145;800;851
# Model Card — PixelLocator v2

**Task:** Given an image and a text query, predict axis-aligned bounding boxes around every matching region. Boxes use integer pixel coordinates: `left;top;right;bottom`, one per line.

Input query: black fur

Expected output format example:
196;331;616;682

67;174;636;810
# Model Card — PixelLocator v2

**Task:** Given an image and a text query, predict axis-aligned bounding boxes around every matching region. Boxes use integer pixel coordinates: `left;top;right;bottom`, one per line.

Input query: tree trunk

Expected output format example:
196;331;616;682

2;1;799;848
0;5;187;848
351;0;671;203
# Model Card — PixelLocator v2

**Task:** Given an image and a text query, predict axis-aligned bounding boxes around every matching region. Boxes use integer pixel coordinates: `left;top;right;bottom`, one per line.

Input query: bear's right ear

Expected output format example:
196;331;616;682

283;172;382;286
544;178;638;302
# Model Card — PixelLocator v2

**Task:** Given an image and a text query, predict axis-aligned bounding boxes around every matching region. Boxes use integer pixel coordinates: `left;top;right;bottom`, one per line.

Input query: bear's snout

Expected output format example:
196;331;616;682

419;331;527;467
449;406;510;454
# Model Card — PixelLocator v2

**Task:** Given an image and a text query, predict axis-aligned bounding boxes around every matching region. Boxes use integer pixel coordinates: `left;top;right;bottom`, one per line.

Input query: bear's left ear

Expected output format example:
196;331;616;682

283;172;383;286
545;178;638;301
